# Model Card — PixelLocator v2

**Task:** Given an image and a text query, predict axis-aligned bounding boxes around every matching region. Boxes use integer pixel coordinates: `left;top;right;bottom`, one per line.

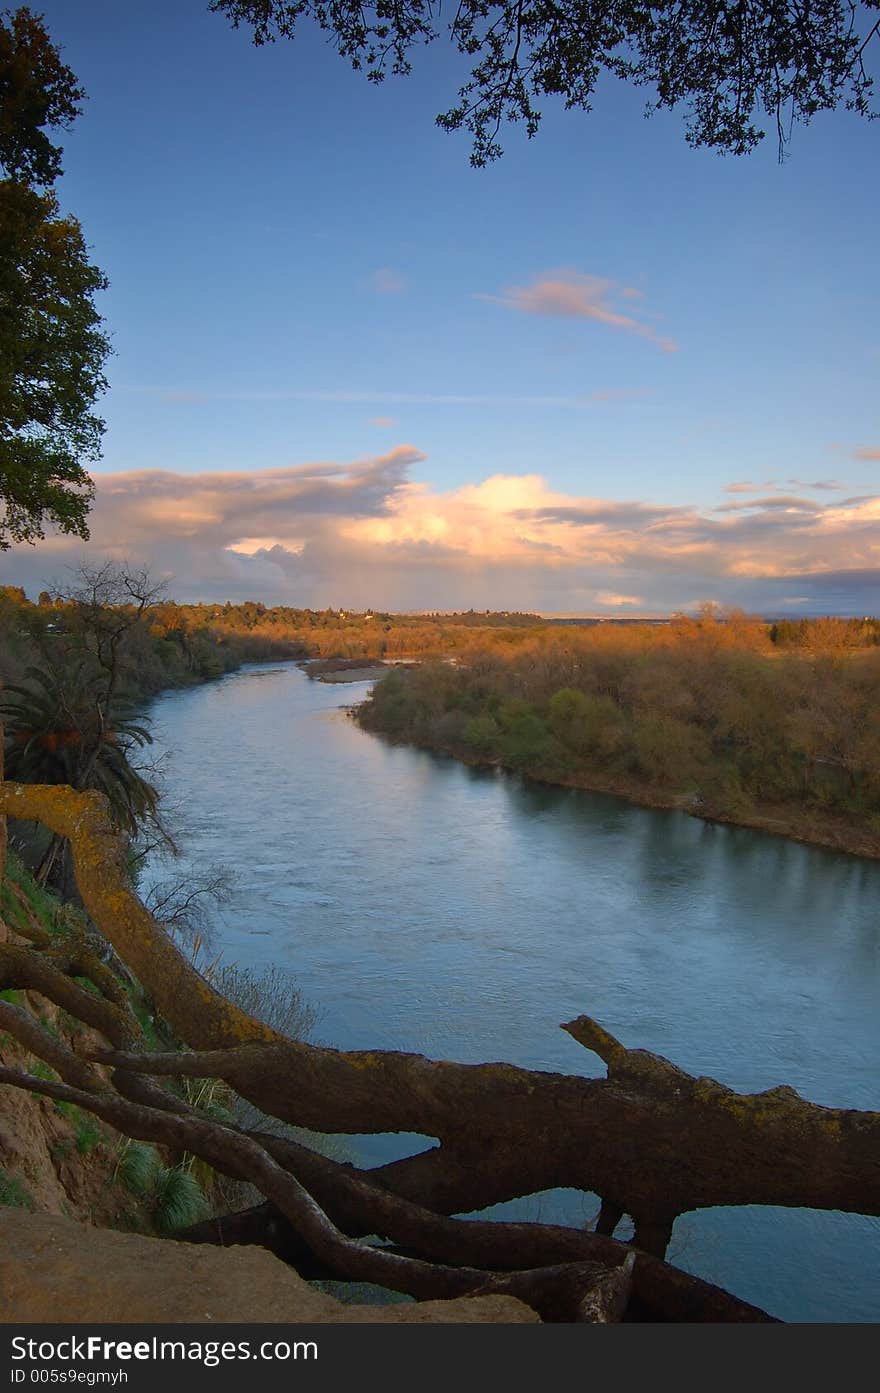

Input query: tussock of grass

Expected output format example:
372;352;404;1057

151;1164;211;1233
0;1168;35;1211
115;1140;161;1198
73;1114;102;1156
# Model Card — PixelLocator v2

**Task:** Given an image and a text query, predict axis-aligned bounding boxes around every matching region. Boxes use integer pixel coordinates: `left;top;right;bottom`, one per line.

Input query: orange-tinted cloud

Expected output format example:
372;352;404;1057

715;496;819;514
1;450;877;615
479;271;677;352
596;591;643;606
786;478;845;490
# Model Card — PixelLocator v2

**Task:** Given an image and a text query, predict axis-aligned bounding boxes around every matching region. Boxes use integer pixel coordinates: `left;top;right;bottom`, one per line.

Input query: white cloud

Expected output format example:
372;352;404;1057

596;592;643;607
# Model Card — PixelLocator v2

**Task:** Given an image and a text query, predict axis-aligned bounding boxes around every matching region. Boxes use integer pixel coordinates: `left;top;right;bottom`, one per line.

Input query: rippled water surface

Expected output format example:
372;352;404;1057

143;662;880;1321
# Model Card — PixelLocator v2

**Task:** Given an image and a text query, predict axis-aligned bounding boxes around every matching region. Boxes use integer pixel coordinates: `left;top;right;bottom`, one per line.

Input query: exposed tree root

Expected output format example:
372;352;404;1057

1;778;877;1320
0;1062;634;1321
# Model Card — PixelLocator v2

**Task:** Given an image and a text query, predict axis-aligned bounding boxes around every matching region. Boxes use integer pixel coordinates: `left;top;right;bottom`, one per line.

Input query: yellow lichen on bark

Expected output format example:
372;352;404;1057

0;780;279;1050
2;778;878;1254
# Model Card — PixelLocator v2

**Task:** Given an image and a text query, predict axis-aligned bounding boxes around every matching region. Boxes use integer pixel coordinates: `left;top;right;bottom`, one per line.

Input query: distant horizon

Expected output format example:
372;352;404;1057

0;1;876;619
1;454;877;618
3;581;876;626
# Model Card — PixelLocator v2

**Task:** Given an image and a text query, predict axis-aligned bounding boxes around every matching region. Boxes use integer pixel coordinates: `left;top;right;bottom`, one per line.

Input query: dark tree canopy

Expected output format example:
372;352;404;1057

213;0;879;164
0;8;108;550
0;181;107;548
0;5;83;186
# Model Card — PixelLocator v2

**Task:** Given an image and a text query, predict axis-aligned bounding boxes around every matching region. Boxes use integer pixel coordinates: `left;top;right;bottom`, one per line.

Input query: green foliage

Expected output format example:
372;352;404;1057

0;852;65;933
0;664;159;836
71;976;102;998
72;1111;101;1156
498;707;559;772
358;669;412;738
0;1167;34;1210
151;1163;211;1233
548;689;624;759
116;1143;211;1230
115;1140;161;1199
128;997;164;1053
629;714;710;787
463;712;501;754
50;1098;104;1154
0;182;107;548
28;1059;58;1086
0;9;109;550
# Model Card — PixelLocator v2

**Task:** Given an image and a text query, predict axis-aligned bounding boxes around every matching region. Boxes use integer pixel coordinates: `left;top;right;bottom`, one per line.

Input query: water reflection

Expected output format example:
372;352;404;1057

144;662;880;1321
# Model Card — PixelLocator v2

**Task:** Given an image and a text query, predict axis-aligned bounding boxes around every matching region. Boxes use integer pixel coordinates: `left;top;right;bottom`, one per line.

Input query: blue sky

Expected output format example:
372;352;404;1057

2;0;878;613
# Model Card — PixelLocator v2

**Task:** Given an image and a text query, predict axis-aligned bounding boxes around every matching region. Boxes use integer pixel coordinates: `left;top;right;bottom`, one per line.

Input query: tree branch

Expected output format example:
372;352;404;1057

0;1062;635;1319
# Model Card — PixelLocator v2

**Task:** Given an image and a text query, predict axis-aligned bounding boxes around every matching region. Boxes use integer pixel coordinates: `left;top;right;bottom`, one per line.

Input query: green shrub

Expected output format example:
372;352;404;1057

498;708;559;771
548;689;624;761
73;1114;102;1156
29;1060;58;1097
0;1168;35;1210
463;713;501;754
152;1164;211;1233
115;1140;161;1198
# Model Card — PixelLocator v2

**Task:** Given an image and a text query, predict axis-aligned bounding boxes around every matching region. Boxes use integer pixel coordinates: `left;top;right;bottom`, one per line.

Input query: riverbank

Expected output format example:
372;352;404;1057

303;657;419;684
353;654;880;863
303;658;394;683
364;734;880;861
133;657;880;1320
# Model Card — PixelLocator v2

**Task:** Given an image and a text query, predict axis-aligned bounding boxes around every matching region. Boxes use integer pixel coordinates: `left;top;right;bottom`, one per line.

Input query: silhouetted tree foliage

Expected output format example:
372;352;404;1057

0;8;109;549
0;5;84;185
214;0;879;163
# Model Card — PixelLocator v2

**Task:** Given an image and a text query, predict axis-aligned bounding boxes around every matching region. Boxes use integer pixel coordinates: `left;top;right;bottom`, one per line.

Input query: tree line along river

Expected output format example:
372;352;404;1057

142;661;880;1322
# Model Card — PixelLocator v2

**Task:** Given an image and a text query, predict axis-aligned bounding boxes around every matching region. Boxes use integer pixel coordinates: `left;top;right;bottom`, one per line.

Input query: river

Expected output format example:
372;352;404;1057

142;661;880;1322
